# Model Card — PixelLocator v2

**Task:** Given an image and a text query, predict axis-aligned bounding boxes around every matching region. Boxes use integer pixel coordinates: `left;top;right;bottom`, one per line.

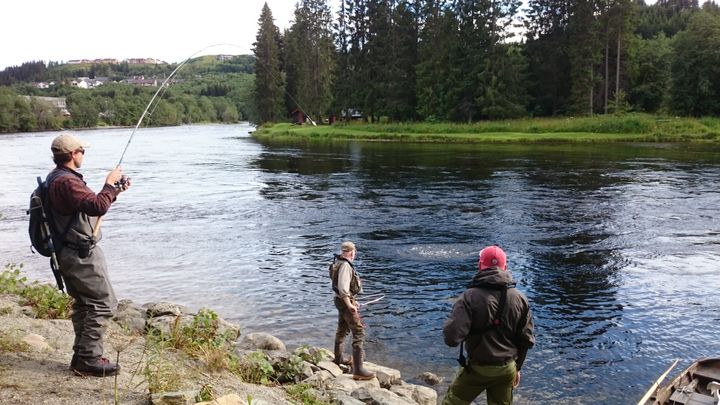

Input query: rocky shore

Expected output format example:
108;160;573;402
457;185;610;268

0;292;441;405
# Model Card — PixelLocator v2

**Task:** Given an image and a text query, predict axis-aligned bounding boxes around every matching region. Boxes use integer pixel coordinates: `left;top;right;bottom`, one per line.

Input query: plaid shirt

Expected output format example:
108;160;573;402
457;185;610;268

48;166;118;216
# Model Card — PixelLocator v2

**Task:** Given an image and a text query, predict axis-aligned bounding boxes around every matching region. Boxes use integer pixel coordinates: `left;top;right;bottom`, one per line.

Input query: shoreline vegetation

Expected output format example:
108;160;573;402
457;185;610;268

254;114;720;143
0;264;440;405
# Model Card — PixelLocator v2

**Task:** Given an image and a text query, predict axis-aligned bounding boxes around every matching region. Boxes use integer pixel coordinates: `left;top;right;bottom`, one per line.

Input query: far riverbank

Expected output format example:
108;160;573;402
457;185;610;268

254;113;720;143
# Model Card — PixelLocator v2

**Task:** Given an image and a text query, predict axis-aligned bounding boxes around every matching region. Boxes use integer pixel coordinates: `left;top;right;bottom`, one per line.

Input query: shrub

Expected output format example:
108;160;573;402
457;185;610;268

0;264;73;319
286;384;330;405
232;351;274;385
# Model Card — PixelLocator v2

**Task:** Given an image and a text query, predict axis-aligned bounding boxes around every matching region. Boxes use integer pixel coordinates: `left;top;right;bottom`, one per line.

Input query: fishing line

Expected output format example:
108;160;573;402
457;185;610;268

96;43;317;235
116;41;317;167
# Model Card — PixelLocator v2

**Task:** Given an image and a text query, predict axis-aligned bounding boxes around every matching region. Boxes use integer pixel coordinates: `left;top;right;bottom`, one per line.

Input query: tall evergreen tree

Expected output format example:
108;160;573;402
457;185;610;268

524;0;573;115
252;3;285;124
566;0;602;115
670;10;720;115
285;0;336;123
332;0;354;120
416;1;455;120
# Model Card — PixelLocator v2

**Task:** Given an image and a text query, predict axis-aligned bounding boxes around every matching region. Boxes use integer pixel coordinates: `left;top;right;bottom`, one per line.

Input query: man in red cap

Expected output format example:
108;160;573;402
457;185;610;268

47;133;130;377
442;245;535;405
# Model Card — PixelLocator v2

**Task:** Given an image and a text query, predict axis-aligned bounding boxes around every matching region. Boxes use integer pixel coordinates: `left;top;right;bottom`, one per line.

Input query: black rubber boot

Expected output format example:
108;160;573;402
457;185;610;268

352;346;376;381
333;341;352;366
72;357;120;377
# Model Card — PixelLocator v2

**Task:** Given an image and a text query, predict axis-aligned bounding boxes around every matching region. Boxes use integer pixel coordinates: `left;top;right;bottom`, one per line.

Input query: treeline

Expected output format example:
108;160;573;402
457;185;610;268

252;0;720;124
0;56;255;133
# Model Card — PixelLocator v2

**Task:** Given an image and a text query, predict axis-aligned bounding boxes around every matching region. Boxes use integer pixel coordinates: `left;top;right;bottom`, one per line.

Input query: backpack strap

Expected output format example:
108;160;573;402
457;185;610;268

457;283;515;371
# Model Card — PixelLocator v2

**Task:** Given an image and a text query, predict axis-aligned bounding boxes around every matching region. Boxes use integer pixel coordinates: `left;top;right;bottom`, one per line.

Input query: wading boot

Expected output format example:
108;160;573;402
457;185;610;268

333;341;352;366
72;357;120;377
352;347;376;381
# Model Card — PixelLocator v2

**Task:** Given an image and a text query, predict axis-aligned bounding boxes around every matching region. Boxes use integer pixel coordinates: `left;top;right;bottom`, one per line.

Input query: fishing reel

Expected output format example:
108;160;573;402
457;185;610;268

114;175;130;190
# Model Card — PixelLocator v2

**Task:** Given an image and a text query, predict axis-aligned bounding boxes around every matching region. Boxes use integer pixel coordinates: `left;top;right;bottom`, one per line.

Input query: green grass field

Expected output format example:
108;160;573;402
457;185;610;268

254;114;720;143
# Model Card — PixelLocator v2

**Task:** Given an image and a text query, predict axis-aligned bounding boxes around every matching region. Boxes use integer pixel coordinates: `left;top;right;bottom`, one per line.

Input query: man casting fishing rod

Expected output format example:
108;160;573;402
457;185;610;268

47;133;130;377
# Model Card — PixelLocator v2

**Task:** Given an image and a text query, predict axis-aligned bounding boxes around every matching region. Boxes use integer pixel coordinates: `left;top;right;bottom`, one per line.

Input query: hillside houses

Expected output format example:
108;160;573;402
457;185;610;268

70;77;110;88
66;58;166;65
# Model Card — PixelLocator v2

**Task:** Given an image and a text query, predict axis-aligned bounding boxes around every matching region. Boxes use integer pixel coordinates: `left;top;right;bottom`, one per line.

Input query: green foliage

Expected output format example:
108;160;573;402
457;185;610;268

293;344;323;365
196;384;215;402
284;0;335;123
143;338;183;394
21;282;73;319
252;3;285;124
628;34;672;112
0;264;72;319
273;354;305;383
233;351;274;385
670;10;720;116
257;115;720;143
0;264;27;295
285;383;330;405
148;308;240;372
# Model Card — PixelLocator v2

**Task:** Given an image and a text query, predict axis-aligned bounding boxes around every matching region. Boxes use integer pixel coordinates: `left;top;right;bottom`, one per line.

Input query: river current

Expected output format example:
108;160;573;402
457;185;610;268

1;124;719;404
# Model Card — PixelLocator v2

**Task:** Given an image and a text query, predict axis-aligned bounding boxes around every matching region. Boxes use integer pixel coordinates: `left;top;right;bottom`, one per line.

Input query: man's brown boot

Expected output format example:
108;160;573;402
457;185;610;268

333;341;352;366
352;347;376;381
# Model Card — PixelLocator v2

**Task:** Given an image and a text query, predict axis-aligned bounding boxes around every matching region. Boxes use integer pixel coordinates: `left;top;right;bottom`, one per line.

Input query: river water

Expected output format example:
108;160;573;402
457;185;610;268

1;124;719;404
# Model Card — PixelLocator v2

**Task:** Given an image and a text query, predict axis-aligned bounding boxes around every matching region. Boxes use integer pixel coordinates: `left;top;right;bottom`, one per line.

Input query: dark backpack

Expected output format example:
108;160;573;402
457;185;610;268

27;172;74;291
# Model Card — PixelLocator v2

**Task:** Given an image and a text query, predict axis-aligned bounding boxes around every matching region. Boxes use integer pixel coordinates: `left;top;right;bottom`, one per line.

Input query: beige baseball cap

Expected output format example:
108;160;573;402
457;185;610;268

51;133;90;154
341;241;356;252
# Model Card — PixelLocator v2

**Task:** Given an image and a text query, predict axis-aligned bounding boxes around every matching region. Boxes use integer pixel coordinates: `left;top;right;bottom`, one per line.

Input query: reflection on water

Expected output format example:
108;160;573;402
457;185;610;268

1;126;720;403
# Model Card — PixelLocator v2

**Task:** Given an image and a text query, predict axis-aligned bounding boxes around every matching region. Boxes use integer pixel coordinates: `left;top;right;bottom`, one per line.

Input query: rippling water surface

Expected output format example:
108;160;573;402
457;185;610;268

1;124;719;404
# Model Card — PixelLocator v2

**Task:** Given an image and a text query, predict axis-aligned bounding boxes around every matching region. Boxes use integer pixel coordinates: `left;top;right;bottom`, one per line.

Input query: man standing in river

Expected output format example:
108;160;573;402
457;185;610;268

329;241;376;380
47;133;130;377
442;245;535;405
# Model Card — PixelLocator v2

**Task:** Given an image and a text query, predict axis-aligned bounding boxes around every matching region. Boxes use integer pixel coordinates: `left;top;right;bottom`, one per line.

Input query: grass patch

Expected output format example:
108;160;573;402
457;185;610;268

0;264;72;319
255;114;720;143
0;331;30;353
286;383;331;405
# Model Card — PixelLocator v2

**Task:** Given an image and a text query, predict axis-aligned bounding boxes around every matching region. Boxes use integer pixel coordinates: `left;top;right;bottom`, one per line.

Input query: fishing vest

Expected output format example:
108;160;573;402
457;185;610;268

329;256;362;297
47;169;102;252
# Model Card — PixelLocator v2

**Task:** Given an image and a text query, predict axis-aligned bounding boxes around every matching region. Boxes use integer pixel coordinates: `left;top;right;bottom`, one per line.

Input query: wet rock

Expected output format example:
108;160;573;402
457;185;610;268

330;373;381;394
144;302;191;318
416;371;443;385
351;386;416;405
317;360;344;377
364;361;402;388
390;381;438;405
303;369;335;388
114;299;146;333
334;393;365;405
236;332;286;351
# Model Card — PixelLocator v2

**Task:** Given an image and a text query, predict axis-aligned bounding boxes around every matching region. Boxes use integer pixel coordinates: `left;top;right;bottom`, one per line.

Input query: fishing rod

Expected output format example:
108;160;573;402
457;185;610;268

357;294;385;307
93;42;319;236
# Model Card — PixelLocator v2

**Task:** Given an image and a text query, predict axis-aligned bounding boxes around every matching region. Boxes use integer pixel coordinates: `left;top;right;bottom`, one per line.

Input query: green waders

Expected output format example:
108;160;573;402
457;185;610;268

442;361;517;405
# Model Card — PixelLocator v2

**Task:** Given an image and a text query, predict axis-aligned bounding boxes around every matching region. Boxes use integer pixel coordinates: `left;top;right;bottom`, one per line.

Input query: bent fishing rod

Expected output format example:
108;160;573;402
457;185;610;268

93;43;318;236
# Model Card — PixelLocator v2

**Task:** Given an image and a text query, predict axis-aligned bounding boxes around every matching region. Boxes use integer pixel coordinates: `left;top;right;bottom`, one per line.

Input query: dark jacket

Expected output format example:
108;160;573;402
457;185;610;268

443;268;535;370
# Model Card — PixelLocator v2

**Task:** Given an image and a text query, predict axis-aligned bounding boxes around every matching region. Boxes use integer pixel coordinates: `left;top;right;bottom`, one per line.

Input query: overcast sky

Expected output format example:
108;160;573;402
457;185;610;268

1;0;334;70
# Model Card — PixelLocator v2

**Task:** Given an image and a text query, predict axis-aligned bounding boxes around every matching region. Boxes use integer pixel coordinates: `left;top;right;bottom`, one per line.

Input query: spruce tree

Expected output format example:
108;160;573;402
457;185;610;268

252;3;285;124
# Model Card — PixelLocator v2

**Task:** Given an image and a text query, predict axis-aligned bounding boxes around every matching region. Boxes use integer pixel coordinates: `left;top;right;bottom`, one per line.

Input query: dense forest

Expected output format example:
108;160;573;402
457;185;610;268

2;0;719;133
253;0;720;124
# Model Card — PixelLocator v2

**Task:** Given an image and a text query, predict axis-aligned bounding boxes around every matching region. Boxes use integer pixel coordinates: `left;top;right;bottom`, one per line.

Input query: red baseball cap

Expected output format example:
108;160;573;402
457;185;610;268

479;246;507;270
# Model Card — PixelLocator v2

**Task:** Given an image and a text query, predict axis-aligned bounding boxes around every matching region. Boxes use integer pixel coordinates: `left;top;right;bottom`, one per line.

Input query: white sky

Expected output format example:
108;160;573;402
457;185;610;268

1;0;330;70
